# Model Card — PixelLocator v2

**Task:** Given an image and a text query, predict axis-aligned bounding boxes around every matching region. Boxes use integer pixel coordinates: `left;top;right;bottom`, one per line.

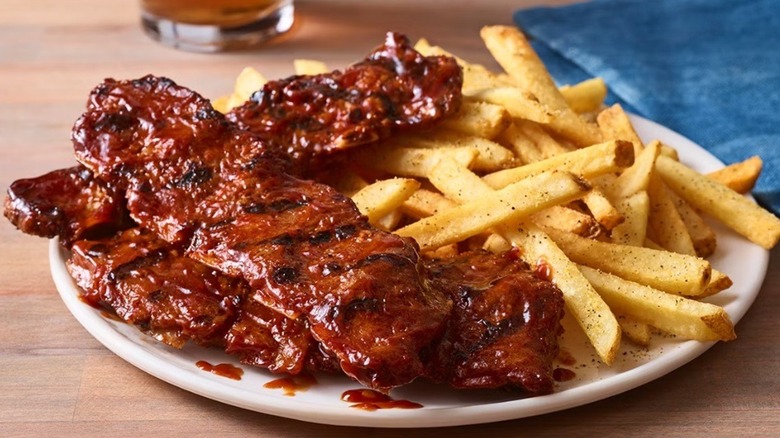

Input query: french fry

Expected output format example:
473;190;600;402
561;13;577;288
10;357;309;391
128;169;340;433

468;87;554;124
224;93;246;112
616;314;651;347
414;38;464;63
579;265;736;342
543;227;712;297
480;25;602;146
607;140;660;200
214;66;269;113
647;174;697;256
430;158;596;239
395;170;590;250
389;131;515;171
643;237;665;251
703;269;733;297
233;66;267;102
659;143;679;161
293;59;329;75
706;155;763;194
482;233;511;253
211;95;231;114
376;209;404;232
429;158;596;239
400;188;457;220
667;189;717;258
610;191;650;247
350;178;420;225
356;145;477;177
515;119;573;159
583;189;623;230
440;99;511;139
483;140;634;189
530;206;599;236
428;156;497;204
559;78;608;114
656;155;780;250
430;156;550;236
597;104;643;156
500;122;546;164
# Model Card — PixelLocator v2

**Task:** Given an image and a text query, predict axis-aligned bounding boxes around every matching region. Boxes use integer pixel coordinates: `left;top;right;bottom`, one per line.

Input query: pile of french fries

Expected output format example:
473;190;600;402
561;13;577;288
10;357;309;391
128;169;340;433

213;26;780;366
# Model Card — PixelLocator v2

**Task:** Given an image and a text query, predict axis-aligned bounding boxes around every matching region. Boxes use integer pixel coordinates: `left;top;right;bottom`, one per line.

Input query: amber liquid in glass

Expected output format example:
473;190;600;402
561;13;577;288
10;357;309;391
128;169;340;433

142;0;283;27
140;0;294;52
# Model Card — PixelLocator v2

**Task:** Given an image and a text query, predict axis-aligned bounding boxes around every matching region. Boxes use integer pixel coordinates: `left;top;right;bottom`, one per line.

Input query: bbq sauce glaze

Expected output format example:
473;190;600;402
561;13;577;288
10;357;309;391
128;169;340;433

341;389;423;411
263;374;317;396
196;360;244;380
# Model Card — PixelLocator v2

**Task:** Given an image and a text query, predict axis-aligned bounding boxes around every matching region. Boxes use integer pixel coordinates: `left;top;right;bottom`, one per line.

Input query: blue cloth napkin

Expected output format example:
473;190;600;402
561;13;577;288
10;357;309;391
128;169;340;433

514;0;780;214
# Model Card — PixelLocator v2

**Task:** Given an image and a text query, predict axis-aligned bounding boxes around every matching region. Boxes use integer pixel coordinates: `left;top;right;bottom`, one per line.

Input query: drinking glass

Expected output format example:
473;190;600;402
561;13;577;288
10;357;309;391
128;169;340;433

140;0;294;52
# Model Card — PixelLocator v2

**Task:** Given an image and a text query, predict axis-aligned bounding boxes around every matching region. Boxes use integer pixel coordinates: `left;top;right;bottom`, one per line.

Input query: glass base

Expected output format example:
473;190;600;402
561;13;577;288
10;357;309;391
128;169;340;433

141;2;294;53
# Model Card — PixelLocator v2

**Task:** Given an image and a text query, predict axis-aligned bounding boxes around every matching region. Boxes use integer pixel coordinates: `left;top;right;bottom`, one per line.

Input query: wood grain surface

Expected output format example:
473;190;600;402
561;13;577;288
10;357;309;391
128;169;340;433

1;1;778;436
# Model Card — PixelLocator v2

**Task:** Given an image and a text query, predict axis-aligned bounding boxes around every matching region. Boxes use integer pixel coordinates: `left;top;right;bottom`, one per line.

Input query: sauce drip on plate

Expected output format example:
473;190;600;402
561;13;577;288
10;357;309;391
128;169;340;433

263;374;317;396
195;360;244;380
341;389;423;411
553;367;576;382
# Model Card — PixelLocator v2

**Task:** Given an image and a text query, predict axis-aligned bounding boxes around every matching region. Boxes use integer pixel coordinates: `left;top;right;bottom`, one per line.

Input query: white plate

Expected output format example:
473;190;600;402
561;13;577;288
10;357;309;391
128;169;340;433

49;115;769;428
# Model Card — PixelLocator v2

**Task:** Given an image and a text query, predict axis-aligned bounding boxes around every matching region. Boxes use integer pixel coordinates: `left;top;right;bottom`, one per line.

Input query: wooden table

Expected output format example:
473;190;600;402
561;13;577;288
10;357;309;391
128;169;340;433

1;1;778;436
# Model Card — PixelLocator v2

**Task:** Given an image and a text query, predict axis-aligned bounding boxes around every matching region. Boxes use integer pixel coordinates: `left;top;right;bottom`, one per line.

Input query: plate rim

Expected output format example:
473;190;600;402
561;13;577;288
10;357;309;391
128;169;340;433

48;114;770;428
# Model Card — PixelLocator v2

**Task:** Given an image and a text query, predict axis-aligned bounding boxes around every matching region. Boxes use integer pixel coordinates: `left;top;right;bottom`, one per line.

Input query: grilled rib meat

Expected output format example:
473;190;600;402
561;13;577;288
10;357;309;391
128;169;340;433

4;165;129;246
227;32;462;175
426;250;564;395
72;74;453;391
68;228;245;349
68;227;339;374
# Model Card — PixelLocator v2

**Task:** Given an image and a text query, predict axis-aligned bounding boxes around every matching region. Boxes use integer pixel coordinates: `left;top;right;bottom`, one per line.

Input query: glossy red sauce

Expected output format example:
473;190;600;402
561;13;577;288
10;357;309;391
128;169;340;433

195;360;244;380
263;374;317;396
78;295;102;309
81;296;123;322
341;389;423;411
557;348;577;367
504;246;522;260
553;367;576;382
534;258;553;282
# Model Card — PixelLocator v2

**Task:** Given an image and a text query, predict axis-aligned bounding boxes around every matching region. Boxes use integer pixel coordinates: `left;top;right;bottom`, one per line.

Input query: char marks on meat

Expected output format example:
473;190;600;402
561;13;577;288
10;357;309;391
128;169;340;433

72;73;452;390
68;228;245;349
69;227;339;374
227;32;463;174
426;250;565;395
73;75;289;244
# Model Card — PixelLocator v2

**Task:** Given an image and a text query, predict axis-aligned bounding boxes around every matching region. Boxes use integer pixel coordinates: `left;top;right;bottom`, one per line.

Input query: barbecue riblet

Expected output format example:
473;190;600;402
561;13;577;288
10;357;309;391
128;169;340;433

426;250;564;395
72;74;453;390
4;165;130;246
227;32;462;175
68;228;245;349
68;228;339;374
